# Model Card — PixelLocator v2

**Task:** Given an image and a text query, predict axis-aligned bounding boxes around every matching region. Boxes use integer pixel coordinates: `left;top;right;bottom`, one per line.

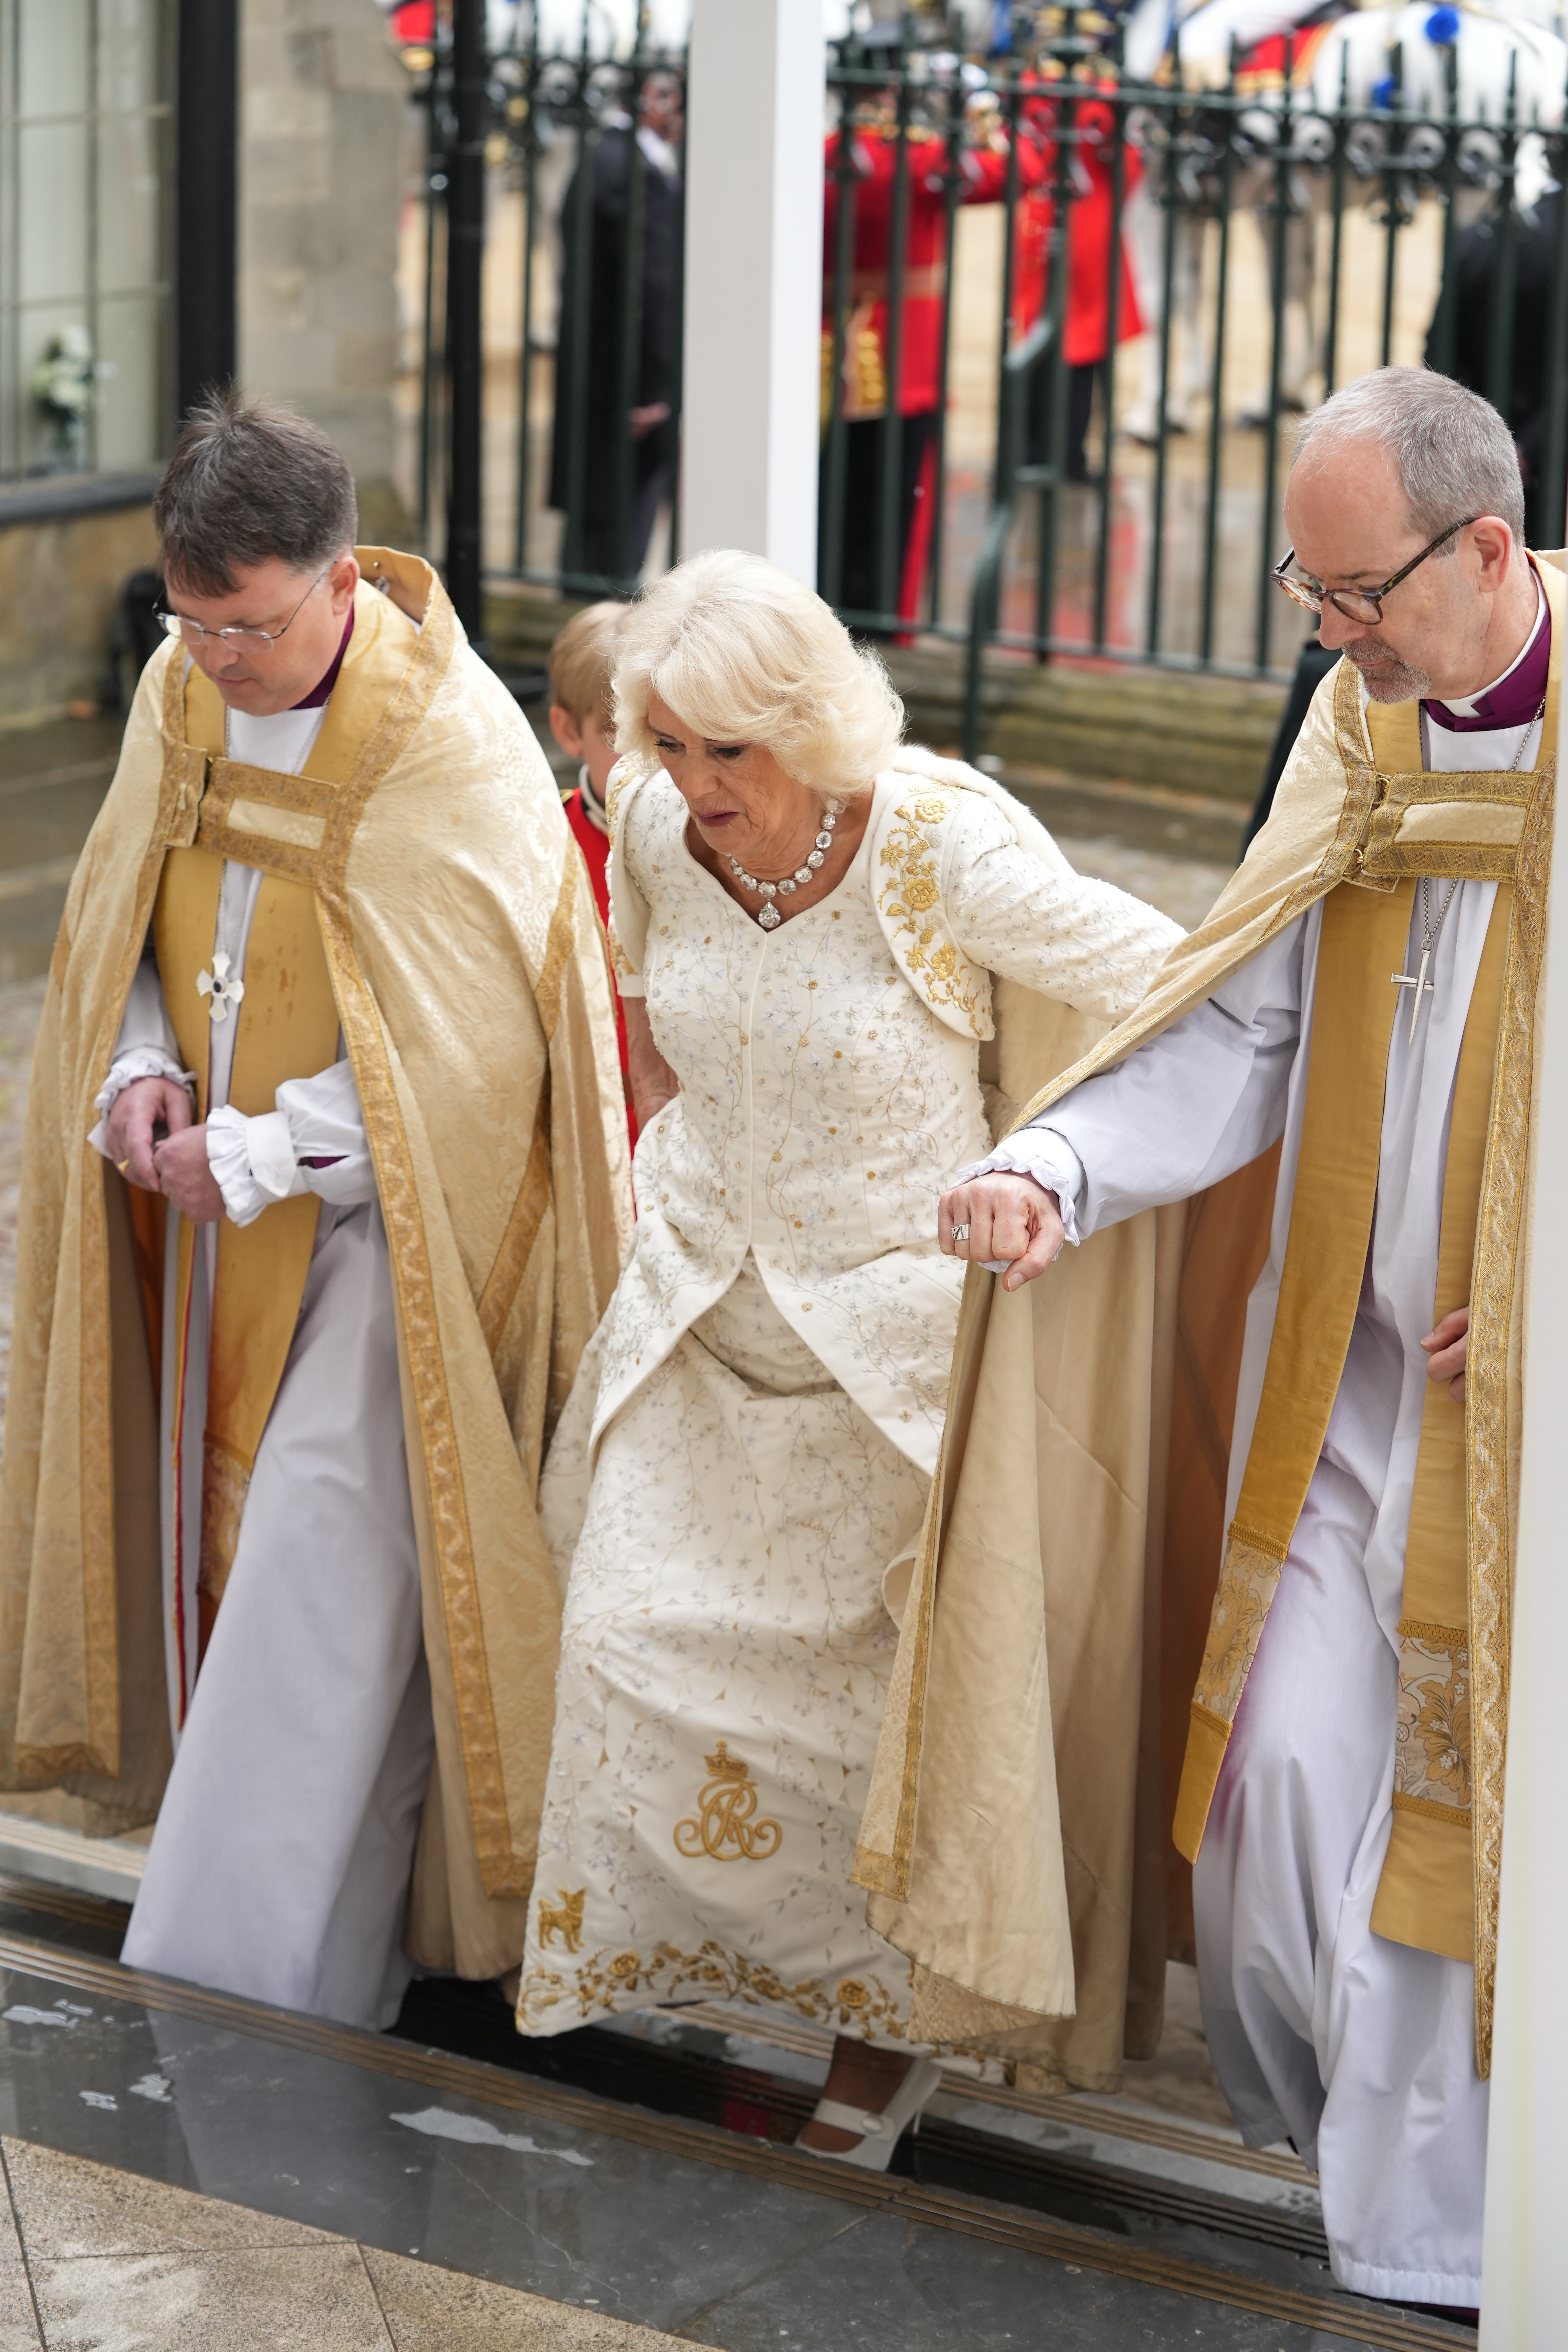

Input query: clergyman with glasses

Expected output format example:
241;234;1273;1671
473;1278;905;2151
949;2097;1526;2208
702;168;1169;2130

918;368;1555;2320
0;388;630;2028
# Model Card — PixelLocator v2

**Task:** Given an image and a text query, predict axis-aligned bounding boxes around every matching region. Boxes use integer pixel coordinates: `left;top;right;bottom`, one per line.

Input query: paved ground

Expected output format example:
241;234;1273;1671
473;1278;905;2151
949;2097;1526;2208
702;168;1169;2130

0;2137;688;2351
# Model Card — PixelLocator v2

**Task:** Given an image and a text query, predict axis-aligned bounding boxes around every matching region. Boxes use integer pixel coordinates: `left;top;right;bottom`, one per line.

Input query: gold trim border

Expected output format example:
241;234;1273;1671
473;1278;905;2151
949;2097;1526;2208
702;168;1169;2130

1467;754;1553;2076
1391;1790;1473;1828
66;642;202;1779
308;585;523;1898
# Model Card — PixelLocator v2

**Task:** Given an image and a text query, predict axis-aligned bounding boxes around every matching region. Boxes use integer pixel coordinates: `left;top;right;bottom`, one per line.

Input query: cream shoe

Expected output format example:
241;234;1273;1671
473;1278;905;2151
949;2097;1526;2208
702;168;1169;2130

794;2057;944;2172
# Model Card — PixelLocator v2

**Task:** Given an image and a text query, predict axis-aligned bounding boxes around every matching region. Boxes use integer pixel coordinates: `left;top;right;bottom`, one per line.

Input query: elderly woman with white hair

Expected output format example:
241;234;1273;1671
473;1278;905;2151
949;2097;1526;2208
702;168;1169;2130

515;551;1180;2162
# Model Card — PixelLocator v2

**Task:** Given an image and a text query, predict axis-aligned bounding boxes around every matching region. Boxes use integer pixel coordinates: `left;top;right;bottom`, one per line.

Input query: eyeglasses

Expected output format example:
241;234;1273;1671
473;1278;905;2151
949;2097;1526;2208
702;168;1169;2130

155;566;330;649
1272;518;1478;626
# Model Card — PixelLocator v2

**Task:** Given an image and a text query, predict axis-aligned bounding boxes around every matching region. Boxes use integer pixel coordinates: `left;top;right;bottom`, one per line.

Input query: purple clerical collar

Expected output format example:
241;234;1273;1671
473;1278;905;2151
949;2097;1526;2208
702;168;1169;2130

291;607;355;710
1422;579;1548;734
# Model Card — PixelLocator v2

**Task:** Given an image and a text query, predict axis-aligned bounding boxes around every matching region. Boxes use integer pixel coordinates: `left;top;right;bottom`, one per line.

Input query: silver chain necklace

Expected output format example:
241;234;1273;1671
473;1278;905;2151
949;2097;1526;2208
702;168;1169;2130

728;798;844;931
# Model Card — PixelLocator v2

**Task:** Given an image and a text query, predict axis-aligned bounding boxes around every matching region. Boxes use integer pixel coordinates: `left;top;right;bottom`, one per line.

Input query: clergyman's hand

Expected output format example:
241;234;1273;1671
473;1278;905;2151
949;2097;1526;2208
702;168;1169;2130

1421;1305;1469;1408
938;1173;1064;1293
102;1075;193;1193
153;1126;225;1225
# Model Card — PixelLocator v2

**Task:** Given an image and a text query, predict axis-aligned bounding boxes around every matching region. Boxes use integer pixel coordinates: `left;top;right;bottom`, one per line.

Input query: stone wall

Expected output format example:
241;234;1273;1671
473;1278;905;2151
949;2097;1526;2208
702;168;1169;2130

0;1;415;722
0;502;160;726
239;0;415;543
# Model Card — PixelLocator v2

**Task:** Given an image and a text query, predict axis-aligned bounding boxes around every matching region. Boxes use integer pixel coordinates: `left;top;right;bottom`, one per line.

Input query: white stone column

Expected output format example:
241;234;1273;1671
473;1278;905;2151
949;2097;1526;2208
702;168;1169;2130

679;0;825;584
1480;567;1568;2347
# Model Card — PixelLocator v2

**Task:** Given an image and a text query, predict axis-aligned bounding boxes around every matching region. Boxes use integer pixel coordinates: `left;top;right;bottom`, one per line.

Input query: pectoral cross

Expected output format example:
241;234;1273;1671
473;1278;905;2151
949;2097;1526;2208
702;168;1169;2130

1390;876;1461;1047
1390;951;1434;1046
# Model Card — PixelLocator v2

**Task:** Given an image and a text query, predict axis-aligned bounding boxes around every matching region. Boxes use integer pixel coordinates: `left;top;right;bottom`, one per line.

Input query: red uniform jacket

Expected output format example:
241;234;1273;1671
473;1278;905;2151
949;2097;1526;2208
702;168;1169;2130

1012;85;1144;365
822;122;1047;420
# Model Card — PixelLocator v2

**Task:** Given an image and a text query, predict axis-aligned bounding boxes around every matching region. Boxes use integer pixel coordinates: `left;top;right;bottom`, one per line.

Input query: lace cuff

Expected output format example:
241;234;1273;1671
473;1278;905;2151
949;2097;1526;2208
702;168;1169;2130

952;1131;1084;1247
206;1106;307;1230
87;1051;195;1157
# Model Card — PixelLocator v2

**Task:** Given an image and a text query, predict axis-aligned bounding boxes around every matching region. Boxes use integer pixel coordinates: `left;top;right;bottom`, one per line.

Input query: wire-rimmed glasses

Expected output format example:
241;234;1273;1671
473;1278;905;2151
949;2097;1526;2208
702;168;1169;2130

1272;518;1478;627
155;566;331;650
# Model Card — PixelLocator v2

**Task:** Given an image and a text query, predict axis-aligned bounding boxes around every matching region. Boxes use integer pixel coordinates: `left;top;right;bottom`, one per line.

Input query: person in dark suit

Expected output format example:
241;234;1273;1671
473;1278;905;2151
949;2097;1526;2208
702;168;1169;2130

550;70;684;587
1426;189;1561;547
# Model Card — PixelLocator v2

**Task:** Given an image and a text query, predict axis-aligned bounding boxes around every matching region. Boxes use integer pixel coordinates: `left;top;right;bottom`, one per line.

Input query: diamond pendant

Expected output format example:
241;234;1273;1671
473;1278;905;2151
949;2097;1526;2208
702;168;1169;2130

757;902;782;931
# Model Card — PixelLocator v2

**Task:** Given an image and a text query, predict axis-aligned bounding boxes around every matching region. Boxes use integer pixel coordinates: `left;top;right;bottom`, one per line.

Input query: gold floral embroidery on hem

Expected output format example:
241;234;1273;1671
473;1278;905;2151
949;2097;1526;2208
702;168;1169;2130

516;1936;911;2036
1192;1534;1285;1722
536;1887;586;1953
674;1743;782;1862
876;793;990;1039
1392;1622;1470;1811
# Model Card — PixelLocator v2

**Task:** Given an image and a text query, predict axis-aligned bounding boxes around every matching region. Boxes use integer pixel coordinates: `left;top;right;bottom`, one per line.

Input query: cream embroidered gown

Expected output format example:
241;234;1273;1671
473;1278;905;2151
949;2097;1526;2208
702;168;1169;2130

516;755;1179;2041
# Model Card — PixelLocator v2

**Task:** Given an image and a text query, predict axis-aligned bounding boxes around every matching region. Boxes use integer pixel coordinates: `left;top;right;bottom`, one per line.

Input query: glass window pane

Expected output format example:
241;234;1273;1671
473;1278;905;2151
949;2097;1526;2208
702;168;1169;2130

99;0;163;115
98;111;162;294
18;120;88;303
95;292;162;469
19;0;89;117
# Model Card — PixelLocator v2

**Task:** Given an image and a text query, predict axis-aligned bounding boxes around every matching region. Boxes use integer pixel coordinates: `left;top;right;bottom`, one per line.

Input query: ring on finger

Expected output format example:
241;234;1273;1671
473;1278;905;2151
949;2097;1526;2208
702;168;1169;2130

951;1222;970;1243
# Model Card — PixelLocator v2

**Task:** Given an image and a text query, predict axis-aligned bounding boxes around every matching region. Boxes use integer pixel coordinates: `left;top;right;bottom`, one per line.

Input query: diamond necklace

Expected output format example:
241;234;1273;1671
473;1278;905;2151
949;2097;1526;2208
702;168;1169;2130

727;798;845;932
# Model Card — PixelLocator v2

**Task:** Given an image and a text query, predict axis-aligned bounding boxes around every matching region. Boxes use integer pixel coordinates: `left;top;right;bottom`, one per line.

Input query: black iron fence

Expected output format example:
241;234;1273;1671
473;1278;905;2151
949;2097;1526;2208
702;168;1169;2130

401;7;1568;699
405;14;686;619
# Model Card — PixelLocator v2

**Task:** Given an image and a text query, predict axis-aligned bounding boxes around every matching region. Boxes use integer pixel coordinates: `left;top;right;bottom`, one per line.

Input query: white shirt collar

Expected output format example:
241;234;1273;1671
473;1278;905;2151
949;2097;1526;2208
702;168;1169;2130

576;762;609;835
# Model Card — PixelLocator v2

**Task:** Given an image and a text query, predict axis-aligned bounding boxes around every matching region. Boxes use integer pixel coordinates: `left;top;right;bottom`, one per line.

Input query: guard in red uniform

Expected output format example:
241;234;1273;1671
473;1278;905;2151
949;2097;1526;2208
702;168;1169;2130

1013;72;1144;481
548;602;637;1149
821;91;1048;629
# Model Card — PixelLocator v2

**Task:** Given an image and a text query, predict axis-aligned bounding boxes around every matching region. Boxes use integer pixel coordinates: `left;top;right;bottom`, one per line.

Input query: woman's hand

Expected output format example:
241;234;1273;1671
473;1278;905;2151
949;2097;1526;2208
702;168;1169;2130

625;998;679;1130
1421;1306;1469;1408
938;1174;1064;1292
102;1075;193;1192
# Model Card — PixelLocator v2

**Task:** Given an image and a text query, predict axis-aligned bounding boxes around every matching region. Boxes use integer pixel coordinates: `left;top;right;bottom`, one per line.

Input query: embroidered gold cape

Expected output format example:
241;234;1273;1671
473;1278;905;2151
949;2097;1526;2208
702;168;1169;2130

858;554;1564;2087
0;550;631;1977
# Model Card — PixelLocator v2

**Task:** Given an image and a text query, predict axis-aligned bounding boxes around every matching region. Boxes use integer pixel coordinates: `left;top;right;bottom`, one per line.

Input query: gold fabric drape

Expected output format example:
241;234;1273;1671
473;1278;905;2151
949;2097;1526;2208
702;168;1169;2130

859;555;1562;2083
0;551;631;1973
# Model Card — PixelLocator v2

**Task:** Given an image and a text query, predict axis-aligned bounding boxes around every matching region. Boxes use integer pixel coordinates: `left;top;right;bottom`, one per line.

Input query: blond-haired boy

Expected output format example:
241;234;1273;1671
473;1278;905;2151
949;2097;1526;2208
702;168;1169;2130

549;601;635;1143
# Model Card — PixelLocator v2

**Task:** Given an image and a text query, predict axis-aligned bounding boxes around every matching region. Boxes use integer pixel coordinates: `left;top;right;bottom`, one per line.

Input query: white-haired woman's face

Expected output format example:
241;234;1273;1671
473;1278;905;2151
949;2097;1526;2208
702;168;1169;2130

648;689;825;877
